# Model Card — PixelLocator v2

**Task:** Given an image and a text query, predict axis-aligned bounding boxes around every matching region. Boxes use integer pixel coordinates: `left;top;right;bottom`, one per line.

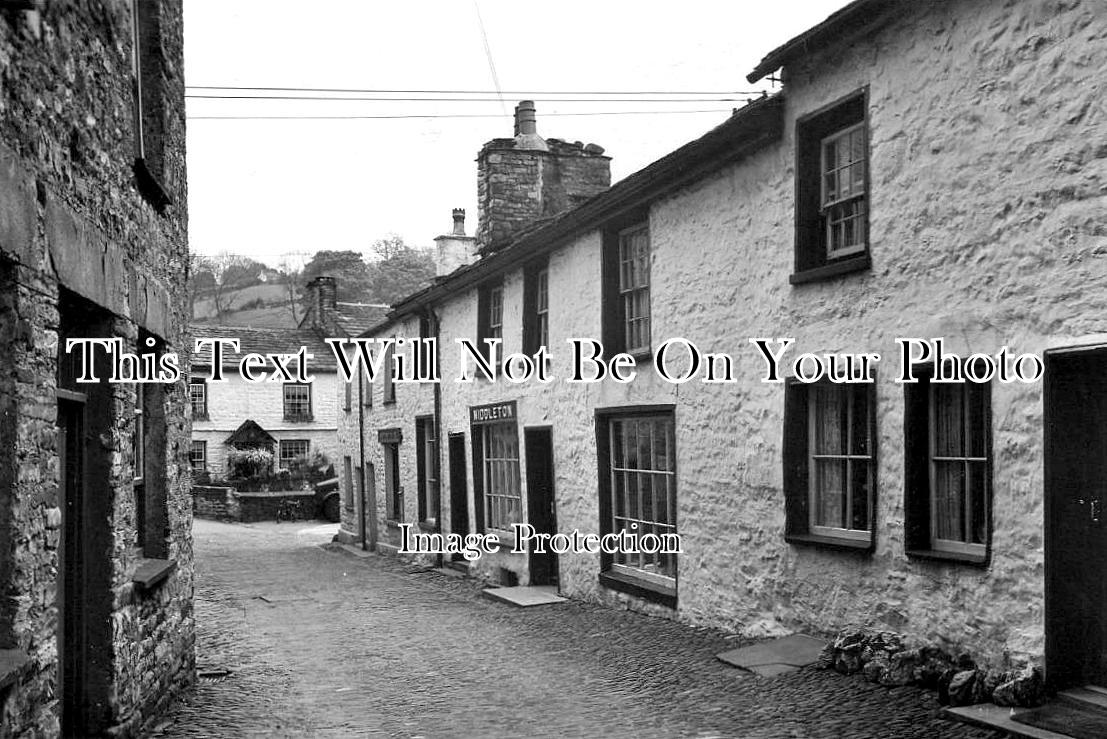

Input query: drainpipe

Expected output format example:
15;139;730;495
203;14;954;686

431;308;443;569
357;356;368;550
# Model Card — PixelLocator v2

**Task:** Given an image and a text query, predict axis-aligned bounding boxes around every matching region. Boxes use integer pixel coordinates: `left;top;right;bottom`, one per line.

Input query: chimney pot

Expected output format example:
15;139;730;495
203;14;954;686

516;100;537;136
451;208;466;236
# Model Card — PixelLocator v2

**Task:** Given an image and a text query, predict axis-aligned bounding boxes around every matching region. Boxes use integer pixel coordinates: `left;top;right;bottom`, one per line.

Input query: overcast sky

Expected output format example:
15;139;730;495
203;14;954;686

183;0;847;269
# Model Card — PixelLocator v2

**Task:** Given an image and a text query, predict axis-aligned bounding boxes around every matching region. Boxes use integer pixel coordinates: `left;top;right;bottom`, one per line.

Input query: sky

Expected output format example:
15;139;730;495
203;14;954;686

183;0;848;269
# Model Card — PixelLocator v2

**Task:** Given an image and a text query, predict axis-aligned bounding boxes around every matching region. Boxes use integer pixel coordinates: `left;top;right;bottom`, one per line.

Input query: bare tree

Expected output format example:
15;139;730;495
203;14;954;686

276;253;310;325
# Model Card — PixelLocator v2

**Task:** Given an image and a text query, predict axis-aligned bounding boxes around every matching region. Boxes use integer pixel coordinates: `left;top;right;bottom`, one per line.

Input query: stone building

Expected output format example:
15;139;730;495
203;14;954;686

188;324;342;479
337;0;1106;691
0;1;194;735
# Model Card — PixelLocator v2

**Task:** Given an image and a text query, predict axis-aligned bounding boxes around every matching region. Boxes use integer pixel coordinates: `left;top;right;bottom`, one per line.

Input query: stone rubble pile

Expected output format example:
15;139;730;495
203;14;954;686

816;629;1046;708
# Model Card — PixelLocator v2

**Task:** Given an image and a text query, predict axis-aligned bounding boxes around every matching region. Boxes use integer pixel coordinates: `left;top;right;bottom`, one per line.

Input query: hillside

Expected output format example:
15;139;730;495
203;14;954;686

192;283;298;328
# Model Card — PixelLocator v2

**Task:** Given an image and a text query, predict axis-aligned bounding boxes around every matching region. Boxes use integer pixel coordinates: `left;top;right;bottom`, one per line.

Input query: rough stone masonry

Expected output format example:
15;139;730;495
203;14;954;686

0;2;194;736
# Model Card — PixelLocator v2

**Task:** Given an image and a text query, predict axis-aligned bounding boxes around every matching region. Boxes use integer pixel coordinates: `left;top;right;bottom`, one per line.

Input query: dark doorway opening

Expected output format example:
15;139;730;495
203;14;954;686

1045;347;1107;690
448;433;469;562
524;426;558;586
56;293;114;736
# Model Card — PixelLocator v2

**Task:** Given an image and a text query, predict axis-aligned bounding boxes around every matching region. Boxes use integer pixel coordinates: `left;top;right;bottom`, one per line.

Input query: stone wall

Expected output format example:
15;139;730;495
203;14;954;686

353;0;1107;674
0;1;194;735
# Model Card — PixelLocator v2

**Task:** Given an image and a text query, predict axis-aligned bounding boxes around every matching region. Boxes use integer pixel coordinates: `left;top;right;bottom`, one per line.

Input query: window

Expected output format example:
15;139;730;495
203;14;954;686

382;340;396;404
523;261;549;355
618;225;651;354
597;408;677;603
134;330;168;559
793;89;869;284
782;381;875;549
362;371;373;408
189;380;207;420
904;365;992;564
476;281;504;366
602;217;651;356
189;441;207;473
278;439;310;470
416;416;440;523
470;402;521;532
128;0;171;210
283;382;312;420
343;456;353;510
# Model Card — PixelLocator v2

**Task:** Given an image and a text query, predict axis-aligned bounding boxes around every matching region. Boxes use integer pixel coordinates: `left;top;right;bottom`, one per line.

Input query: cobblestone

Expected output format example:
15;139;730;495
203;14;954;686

156;520;1010;738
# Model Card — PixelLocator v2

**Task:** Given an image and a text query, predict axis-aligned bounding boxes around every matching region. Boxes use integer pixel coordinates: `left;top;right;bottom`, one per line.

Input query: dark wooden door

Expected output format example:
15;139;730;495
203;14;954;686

525;427;558;586
1045;349;1107;689
448;434;469;561
57;398;85;736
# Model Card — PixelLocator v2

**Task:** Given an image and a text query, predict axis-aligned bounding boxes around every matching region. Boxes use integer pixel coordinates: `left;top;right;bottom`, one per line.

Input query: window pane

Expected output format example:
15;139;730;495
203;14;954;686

814;458;846;528
934;460;966;541
934;385;964;457
969;460;987;544
850;460;871;530
968;384;987;458
812;385;844;455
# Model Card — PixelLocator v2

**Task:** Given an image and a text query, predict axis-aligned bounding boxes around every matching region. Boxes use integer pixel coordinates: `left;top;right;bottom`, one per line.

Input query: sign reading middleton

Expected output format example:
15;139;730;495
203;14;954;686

469;400;516;425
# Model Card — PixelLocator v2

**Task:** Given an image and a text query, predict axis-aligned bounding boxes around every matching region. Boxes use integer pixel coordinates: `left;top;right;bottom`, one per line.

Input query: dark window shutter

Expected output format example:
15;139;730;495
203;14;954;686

903;370;932;551
522;263;538;356
471;428;485;533
782;380;809;537
600;230;623;353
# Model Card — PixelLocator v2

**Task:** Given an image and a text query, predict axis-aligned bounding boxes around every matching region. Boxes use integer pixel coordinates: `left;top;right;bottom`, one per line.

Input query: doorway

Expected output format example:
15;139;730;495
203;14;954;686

524;426;558;586
1045;347;1107;689
448;433;469;562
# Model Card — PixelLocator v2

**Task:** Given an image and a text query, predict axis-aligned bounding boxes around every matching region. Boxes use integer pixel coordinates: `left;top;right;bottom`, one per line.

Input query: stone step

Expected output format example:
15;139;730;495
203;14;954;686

1058;686;1107;714
944;704;1076;739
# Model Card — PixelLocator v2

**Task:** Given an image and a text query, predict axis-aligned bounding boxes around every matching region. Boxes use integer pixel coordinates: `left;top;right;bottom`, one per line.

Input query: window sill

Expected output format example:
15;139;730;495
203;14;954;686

133;557;176;591
384;518;404;529
598;569;676;609
417;520;437;532
905;547;988;567
786;532;873;552
790;254;871;285
0;649;32;691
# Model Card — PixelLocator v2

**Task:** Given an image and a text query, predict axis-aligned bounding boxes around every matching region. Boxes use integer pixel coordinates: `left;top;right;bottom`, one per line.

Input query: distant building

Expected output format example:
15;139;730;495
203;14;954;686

337;0;1107;692
0;1;194;734
189;280;374;480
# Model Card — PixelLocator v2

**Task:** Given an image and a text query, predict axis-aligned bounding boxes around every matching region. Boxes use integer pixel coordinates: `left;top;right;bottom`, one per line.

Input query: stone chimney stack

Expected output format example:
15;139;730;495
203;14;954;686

476;100;611;253
434;209;478;277
306;276;337;330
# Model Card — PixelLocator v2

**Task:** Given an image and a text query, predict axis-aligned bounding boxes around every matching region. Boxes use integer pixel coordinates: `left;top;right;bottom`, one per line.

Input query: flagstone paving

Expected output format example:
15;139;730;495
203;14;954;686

156;519;1010;738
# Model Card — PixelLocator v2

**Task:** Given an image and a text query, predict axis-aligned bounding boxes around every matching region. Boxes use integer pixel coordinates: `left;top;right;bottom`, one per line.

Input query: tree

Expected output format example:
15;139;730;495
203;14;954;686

365;236;435;305
276;254;310;325
190;252;263;322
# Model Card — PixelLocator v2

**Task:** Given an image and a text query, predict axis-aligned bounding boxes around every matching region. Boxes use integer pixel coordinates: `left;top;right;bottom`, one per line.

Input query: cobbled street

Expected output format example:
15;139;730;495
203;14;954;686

156;520;1010;739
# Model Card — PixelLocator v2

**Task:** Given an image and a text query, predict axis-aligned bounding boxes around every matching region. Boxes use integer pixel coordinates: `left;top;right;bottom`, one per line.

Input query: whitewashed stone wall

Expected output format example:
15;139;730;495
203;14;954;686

424;0;1106;669
192;370;340;475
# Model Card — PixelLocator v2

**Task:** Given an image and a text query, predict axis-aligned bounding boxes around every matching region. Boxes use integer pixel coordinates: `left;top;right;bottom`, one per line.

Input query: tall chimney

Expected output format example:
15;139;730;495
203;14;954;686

476;101;611;252
434;209;477;277
306;276;337;330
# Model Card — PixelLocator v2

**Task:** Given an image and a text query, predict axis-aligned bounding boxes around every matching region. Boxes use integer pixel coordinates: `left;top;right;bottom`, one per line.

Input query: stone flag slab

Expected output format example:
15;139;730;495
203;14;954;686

716;634;826;676
482;585;566;608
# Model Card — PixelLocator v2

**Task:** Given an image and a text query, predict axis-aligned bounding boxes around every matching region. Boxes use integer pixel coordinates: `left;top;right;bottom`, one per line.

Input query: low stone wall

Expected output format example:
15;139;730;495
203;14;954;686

234;491;318;523
192;486;318;523
817;629;1045;708
193;485;237;520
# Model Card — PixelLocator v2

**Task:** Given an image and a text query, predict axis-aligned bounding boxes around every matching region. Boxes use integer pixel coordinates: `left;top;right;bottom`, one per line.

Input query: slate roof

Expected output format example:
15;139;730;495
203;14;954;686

189;324;338;371
334;302;390;336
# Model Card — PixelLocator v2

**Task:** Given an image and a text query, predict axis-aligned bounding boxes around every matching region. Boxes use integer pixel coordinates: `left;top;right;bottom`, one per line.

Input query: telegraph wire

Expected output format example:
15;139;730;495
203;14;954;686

185;86;766;95
185;95;757;103
472;0;508;118
187;108;737;121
